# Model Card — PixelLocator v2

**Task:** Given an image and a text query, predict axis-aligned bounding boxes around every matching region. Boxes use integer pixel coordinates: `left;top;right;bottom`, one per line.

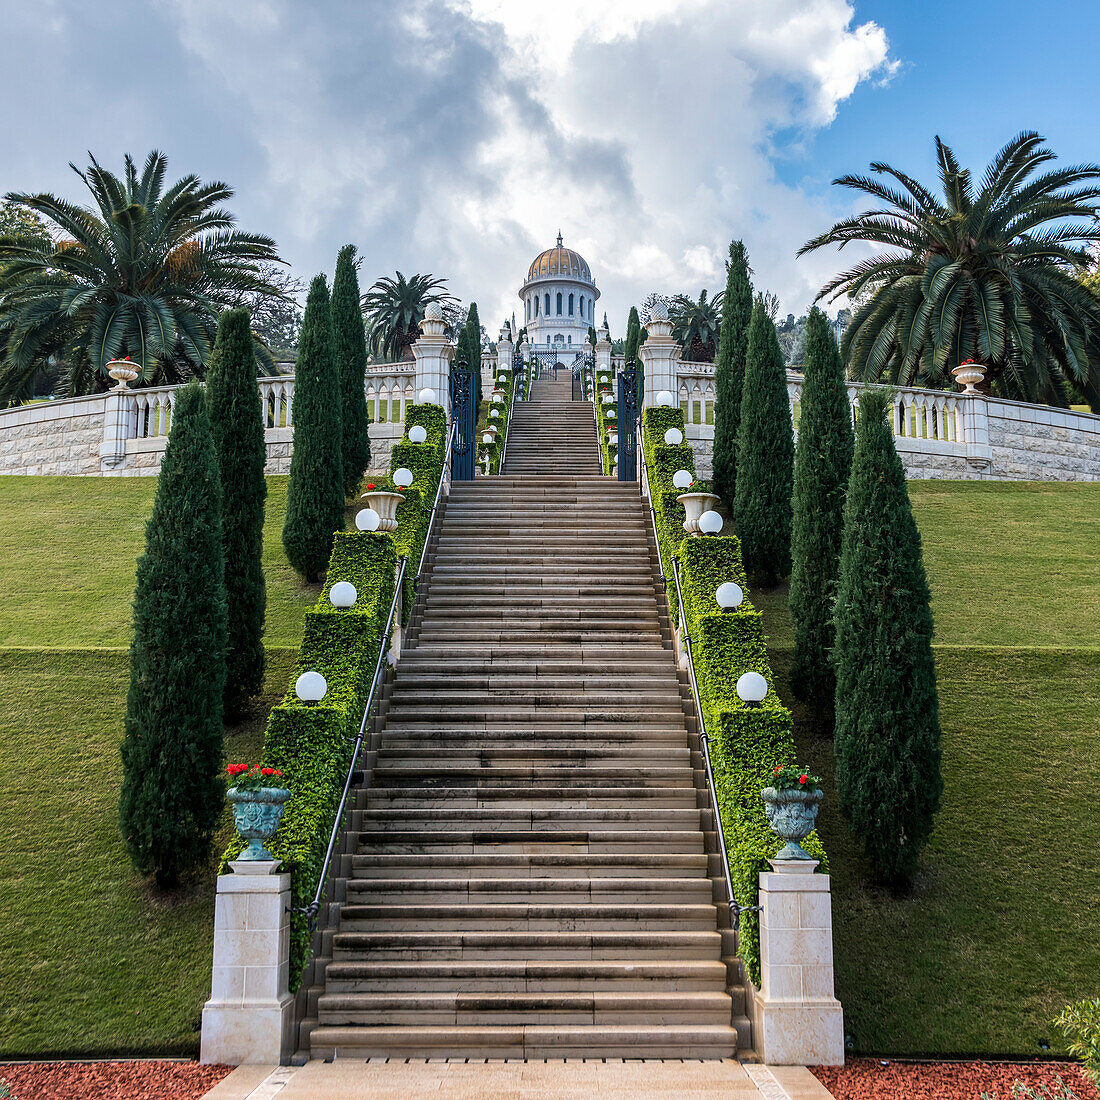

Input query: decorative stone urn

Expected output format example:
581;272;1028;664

952;361;987;393
227;787;291;861
761;786;824;860
676;492;721;535
358;490;405;533
106;358;139;390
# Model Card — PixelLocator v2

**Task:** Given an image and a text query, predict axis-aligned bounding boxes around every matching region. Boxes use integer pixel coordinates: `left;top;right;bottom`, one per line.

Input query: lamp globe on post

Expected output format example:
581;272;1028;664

656;390;675;408
698;510;723;535
672;469;694;490
664;428;684;445
355;508;381;532
329;581;357;609
736;671;768;708
715;582;743;612
295;671;328;703
393;467;413;490
417;388;437;405
408;424;427;444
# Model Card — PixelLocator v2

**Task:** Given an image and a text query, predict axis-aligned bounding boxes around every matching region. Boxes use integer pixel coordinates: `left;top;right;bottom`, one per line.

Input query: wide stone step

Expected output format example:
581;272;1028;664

371;767;691;789
354;807;704;830
383;689;679;707
389;674;678;691
355;828;704;853
315;990;733;1027
336;903;718;932
330;929;722;961
378;728;687;746
374;746;688;766
308;1023;739;1060
322;958;728;993
363;787;699;808
349;852;707;876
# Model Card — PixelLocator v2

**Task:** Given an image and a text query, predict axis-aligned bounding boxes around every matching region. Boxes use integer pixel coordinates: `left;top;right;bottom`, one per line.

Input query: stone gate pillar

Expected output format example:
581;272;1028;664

495;327;514;389
595;327;612;380
411;302;455;419
638;301;680;409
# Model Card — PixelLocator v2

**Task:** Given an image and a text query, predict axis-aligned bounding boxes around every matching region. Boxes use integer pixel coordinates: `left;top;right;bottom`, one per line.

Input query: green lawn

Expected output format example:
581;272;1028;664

0;475;317;648
751;480;1100;1055
754;480;1100;649
0;647;297;1058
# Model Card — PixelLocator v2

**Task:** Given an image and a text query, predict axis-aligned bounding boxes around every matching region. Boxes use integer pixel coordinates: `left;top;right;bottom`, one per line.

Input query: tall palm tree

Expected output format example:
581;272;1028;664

0;151;285;403
361;271;457;362
799;131;1100;410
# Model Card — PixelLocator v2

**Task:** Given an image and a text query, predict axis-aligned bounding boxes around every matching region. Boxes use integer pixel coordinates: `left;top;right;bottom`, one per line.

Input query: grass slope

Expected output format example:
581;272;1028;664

0;476;316;648
0;647;297;1058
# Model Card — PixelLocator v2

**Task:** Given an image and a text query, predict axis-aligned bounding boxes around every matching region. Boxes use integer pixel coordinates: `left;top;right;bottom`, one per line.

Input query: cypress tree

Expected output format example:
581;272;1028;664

713;240;753;508
624;306;642;402
734;298;794;586
120;383;227;888
282;274;344;582
464;302;483;410
206;307;267;718
789;308;854;703
588;324;598;347
832;388;942;885
333;244;371;497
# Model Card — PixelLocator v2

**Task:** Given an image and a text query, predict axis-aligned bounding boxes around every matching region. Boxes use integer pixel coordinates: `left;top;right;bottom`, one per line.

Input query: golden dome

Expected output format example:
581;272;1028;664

526;233;594;283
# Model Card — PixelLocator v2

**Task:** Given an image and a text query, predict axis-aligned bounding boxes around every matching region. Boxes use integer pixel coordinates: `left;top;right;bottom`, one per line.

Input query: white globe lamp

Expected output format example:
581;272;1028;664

609;433;618;445
295;670;328;703
393;467;413;490
699;510;724;535
656;390;675;408
355;508;381;532
408;425;427;444
417;388;437;404
715;582;744;611
664;428;684;446
736;671;768;706
329;581;357;608
672;469;694;490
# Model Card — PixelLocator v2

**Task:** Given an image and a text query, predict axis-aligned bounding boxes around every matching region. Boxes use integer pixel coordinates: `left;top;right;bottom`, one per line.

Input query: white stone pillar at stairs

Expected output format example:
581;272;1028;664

200;861;294;1064
639;301;681;408
595;327;612;381
751;859;845;1065
495;328;514;389
411;302;455;420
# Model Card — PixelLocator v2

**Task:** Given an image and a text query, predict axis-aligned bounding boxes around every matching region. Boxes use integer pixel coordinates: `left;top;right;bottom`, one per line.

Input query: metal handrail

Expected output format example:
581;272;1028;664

300;553;408;928
637;430;665;579
638;433;758;931
416;421;456;585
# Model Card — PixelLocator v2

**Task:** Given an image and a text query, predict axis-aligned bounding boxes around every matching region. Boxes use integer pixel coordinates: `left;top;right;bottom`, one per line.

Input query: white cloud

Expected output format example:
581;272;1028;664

0;0;896;333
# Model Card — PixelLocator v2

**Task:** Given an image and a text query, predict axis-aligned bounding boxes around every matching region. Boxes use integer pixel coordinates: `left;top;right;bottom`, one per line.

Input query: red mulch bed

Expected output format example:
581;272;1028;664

814;1058;1099;1099
0;1061;232;1100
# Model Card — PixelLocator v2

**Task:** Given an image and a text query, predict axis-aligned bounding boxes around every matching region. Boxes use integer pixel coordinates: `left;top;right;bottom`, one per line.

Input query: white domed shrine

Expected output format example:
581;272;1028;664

519;232;599;354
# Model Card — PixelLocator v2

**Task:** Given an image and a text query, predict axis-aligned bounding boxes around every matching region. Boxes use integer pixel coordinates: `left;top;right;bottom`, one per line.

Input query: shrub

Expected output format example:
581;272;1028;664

1057;998;1100;1085
678;535;826;987
283;274;344;581
120;383;227;889
206;306;267;718
641;408;695;609
222;531;396;984
712;240;753;509
333;244;371;496
734;297;794;586
833;388;942;884
788;307;854;703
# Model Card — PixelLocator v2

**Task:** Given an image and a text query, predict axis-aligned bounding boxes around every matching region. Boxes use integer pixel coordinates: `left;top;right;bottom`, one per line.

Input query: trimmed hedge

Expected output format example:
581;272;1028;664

678;539;828;986
221;531;396;986
595;383;616;475
477;369;515;474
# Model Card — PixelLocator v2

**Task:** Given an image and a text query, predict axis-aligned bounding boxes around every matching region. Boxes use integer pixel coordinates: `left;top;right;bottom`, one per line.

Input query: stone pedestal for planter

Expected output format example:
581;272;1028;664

200;861;294;1065
751;859;844;1066
358;490;405;533
676;492;721;535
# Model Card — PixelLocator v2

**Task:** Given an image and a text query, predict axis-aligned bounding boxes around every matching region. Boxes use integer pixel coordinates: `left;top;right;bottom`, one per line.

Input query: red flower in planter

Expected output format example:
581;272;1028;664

799;774;808;785
366;483;376;490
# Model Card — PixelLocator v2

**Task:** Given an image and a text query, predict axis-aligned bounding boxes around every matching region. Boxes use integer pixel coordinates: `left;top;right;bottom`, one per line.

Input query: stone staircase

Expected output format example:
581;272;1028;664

300;374;748;1060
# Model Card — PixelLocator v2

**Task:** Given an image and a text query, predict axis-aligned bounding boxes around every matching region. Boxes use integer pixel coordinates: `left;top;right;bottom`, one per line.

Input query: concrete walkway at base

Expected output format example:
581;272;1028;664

203;1059;836;1099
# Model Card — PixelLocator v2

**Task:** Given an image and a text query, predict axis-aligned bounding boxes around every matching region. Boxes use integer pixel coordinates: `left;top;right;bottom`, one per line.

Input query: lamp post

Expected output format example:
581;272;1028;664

329;581;357;608
715;582;744;611
736;671;767;708
295;671;328;703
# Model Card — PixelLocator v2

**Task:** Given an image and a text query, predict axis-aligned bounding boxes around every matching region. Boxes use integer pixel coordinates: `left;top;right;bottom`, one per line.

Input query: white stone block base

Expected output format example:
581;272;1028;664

200;860;295;1065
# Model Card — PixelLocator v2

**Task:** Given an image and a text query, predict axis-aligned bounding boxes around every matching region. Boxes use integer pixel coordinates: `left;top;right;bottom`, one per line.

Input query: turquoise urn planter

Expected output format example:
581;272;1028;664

761;786;824;860
227;786;291;861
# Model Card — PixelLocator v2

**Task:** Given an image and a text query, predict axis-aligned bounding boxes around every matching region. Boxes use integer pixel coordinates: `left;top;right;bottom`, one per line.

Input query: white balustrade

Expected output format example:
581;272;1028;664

364;367;416;425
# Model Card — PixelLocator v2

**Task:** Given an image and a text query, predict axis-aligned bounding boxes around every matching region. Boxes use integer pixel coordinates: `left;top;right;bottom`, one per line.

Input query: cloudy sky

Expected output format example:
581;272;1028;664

2;0;1098;336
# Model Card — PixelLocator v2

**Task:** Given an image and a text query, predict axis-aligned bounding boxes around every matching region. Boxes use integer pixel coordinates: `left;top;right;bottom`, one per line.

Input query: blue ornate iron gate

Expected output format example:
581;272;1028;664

616;361;639;481
450;360;475;481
